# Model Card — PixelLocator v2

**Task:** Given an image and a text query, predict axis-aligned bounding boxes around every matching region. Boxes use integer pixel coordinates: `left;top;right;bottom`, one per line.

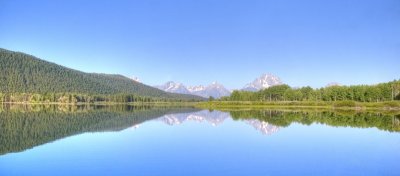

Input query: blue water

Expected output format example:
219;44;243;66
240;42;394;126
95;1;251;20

0;109;399;176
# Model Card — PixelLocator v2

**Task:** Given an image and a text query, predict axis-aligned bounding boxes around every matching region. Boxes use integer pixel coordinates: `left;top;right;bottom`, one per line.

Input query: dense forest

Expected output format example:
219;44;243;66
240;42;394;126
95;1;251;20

0;48;203;102
0;92;200;103
222;81;400;102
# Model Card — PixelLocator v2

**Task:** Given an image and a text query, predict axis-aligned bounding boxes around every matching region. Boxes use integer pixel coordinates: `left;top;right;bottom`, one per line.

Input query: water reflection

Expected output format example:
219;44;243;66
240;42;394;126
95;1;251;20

157;110;280;135
0;104;399;156
0;104;199;155
229;110;400;132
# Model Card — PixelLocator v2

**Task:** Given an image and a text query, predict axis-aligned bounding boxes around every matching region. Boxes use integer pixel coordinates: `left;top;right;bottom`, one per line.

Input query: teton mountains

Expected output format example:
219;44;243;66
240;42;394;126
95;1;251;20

155;74;283;98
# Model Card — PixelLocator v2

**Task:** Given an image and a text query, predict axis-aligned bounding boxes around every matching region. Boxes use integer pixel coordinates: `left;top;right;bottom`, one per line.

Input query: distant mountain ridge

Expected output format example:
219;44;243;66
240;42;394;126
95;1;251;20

0;48;203;100
155;74;284;98
155;81;191;94
242;73;283;91
155;81;231;98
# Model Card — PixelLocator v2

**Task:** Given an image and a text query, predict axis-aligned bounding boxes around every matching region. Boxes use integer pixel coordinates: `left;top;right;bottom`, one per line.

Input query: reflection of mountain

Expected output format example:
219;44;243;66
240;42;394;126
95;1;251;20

245;120;280;135
158;110;230;126
157;110;280;135
0;105;200;155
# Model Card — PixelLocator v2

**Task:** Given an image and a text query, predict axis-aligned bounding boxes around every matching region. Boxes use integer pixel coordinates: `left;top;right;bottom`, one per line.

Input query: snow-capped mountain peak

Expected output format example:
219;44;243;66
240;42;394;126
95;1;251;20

155;81;190;94
156;81;231;98
156;73;283;97
242;73;283;91
165;81;182;90
208;81;224;88
201;82;231;98
187;85;205;92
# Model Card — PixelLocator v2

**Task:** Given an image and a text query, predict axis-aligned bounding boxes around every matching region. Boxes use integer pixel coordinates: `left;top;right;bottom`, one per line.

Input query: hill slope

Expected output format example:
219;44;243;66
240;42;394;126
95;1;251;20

0;48;203;100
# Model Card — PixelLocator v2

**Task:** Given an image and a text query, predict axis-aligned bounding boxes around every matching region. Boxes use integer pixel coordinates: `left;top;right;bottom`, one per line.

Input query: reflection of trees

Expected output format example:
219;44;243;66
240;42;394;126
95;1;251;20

2;105;399;156
229;110;400;132
0;105;199;155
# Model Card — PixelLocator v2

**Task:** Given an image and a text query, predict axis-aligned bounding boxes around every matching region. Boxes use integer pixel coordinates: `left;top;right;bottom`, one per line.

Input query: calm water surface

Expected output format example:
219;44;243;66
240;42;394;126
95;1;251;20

0;105;399;176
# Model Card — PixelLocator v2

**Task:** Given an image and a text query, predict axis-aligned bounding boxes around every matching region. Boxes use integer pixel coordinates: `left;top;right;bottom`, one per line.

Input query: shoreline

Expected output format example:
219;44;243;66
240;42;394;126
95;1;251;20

0;101;199;106
2;101;400;112
195;101;400;111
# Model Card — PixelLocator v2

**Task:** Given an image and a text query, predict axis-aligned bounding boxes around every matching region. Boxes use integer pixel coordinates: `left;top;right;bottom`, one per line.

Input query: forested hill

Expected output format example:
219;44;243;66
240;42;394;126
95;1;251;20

0;48;203;100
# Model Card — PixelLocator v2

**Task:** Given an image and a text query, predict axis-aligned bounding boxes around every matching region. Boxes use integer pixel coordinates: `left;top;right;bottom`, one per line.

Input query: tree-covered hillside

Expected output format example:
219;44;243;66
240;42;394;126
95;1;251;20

0;48;203;101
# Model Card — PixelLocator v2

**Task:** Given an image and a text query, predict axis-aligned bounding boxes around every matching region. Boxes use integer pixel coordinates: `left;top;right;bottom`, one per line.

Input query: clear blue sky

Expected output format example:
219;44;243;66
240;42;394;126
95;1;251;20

0;0;399;89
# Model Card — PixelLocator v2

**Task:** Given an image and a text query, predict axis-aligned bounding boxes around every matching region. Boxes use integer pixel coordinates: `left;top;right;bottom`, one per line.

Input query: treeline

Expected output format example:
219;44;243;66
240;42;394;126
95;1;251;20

0;92;200;104
222;80;400;102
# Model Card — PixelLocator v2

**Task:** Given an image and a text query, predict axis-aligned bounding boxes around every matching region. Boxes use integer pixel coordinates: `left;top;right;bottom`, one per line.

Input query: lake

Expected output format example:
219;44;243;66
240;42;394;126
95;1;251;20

0;105;399;176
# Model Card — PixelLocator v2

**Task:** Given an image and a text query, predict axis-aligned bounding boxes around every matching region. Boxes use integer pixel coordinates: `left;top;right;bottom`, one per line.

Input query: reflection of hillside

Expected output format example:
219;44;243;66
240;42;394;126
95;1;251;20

229;110;400;132
0;105;200;155
157;110;280;135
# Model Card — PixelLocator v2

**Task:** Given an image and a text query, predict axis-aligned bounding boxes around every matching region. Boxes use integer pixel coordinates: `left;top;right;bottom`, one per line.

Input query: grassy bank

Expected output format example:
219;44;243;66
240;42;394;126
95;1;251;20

4;100;400;111
196;100;400;111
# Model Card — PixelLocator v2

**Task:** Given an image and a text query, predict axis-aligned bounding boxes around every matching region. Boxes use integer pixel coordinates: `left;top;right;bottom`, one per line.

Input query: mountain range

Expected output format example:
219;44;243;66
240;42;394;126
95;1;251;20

155;73;283;98
155;81;231;98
